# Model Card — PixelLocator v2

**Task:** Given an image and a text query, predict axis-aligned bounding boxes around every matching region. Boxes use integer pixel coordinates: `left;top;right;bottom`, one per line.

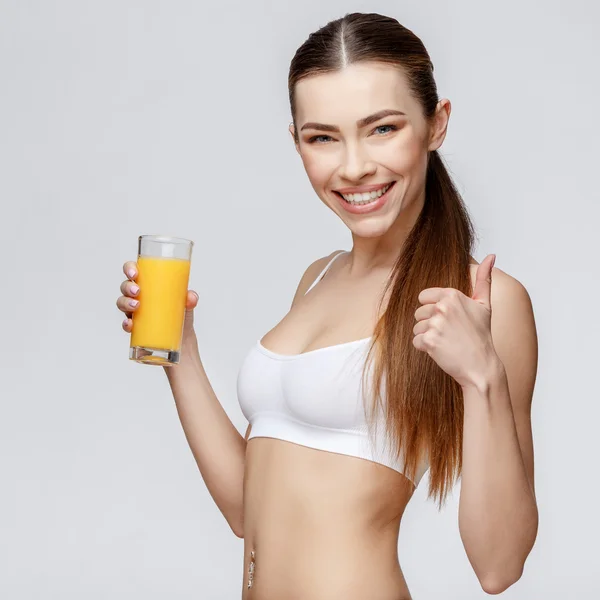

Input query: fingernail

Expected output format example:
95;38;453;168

127;269;135;279
193;292;199;302
129;299;139;308
130;285;139;295
123;318;129;327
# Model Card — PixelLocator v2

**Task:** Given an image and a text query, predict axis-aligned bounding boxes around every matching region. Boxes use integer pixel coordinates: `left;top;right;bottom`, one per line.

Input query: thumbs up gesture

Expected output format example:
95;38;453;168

412;254;500;389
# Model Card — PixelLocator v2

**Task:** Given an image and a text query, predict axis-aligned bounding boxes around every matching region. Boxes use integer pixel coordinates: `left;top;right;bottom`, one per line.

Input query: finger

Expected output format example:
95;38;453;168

417;287;445;305
413;319;429;337
414;303;437;322
120;279;140;297
472;254;494;307
122;317;133;332
123;261;138;281
186;290;199;310
116;295;139;316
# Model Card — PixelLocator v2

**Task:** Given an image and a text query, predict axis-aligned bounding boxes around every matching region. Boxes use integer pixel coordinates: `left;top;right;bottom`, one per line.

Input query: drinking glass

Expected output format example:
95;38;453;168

129;235;193;366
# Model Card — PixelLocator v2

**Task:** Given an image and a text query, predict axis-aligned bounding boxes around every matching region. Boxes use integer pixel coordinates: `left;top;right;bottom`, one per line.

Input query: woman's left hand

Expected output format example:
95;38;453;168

413;254;500;389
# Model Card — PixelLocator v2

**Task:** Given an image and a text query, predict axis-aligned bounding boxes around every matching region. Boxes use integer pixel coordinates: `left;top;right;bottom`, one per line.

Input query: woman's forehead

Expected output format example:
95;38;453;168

294;63;417;125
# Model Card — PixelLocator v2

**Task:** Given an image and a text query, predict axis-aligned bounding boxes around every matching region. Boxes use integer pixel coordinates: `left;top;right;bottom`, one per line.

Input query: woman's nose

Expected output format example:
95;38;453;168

338;144;377;181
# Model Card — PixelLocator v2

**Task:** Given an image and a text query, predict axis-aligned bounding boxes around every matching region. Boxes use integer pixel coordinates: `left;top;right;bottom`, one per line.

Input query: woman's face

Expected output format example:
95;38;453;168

291;62;449;239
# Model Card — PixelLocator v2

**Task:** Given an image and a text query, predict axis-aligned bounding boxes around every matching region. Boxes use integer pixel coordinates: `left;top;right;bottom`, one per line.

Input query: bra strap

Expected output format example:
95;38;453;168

304;250;348;295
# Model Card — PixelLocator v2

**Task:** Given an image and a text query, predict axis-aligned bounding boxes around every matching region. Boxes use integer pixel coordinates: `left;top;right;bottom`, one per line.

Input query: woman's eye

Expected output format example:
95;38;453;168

308;135;332;144
373;124;398;135
307;124;397;144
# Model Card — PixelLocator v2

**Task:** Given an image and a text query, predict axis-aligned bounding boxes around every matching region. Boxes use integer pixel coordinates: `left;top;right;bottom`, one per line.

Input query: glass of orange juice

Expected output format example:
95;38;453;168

129;235;194;366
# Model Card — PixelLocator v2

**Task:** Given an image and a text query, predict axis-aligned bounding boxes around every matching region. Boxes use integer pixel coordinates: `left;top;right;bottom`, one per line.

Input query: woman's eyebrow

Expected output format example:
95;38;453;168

300;109;406;132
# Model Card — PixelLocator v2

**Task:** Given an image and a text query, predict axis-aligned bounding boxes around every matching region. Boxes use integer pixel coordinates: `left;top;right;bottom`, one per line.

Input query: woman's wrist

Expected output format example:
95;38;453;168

163;331;200;373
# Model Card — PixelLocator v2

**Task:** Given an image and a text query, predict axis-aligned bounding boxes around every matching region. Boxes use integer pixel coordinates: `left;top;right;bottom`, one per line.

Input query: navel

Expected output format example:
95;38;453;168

247;550;256;589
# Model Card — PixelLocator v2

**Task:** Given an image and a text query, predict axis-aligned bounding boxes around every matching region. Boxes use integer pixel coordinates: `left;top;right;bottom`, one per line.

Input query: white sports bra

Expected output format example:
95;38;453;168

236;250;429;487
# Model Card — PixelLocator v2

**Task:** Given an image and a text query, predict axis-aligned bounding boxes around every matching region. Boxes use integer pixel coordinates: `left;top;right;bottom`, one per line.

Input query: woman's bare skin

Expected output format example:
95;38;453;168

240;250;479;600
115;55;486;600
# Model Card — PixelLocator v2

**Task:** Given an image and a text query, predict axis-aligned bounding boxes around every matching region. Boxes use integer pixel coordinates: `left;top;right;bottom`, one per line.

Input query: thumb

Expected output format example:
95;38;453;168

472;254;495;308
186;290;199;311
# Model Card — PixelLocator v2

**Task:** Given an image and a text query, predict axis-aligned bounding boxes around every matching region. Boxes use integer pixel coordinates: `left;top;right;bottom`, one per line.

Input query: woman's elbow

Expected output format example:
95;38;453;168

229;514;244;538
479;565;523;595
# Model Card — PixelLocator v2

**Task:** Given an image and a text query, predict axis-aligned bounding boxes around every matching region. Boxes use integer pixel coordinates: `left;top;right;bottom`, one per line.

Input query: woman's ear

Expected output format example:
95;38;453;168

289;123;301;155
427;98;451;152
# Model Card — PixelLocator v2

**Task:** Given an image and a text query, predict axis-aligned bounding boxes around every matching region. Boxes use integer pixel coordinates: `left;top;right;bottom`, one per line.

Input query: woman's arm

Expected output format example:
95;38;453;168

458;270;539;594
164;336;248;537
164;250;337;537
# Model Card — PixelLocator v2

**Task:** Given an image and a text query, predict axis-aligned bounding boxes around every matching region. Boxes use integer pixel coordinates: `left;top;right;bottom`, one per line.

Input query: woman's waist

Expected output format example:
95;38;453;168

242;521;403;577
243;573;411;600
243;439;413;526
241;534;410;600
244;500;402;543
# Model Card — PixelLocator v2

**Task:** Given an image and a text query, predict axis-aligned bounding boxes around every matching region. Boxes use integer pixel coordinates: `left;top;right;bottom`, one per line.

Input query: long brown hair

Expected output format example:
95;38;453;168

288;13;476;508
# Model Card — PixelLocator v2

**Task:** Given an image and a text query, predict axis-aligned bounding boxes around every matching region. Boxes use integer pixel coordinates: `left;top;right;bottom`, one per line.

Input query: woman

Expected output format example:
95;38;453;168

116;12;538;599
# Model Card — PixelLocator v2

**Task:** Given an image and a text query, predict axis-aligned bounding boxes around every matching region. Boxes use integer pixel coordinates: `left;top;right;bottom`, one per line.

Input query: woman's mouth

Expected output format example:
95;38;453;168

334;181;396;214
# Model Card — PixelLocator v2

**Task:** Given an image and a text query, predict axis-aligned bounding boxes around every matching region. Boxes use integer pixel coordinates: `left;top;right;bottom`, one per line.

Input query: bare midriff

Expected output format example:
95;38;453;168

241;437;416;600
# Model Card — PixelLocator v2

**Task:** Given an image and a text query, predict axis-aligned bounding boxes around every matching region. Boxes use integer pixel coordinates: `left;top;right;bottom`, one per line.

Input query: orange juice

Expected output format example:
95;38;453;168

130;255;191;352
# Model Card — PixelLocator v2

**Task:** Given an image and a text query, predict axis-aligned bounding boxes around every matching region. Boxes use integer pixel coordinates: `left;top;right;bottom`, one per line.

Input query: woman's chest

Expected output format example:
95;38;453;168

260;271;390;356
237;338;374;430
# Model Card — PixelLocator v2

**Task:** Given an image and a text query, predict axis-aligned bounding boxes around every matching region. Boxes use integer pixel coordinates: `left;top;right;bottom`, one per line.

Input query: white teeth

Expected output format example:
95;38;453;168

341;183;392;204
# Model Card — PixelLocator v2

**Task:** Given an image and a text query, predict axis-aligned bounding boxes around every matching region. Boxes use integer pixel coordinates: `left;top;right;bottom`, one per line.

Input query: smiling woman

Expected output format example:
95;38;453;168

241;11;536;599
118;10;539;600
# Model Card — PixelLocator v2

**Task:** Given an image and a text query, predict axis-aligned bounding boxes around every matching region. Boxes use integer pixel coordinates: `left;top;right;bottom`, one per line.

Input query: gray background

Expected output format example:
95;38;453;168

1;0;598;598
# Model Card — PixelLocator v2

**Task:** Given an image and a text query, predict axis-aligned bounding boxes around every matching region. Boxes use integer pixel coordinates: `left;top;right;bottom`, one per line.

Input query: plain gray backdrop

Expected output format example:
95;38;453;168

1;0;598;598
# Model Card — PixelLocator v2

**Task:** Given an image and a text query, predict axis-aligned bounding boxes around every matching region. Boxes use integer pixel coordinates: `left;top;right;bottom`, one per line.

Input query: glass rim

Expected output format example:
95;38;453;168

139;234;194;246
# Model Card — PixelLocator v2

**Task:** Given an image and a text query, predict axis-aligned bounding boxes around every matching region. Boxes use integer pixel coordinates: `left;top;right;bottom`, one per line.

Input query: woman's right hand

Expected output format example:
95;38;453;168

117;260;200;343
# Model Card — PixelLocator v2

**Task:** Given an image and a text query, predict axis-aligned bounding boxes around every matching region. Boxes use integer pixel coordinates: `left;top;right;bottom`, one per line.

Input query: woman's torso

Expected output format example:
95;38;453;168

242;438;414;600
237;250;478;599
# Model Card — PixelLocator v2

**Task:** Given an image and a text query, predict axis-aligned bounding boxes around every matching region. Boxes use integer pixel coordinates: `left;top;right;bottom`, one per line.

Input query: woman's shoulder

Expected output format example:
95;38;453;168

468;256;521;286
468;256;531;309
290;250;345;308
